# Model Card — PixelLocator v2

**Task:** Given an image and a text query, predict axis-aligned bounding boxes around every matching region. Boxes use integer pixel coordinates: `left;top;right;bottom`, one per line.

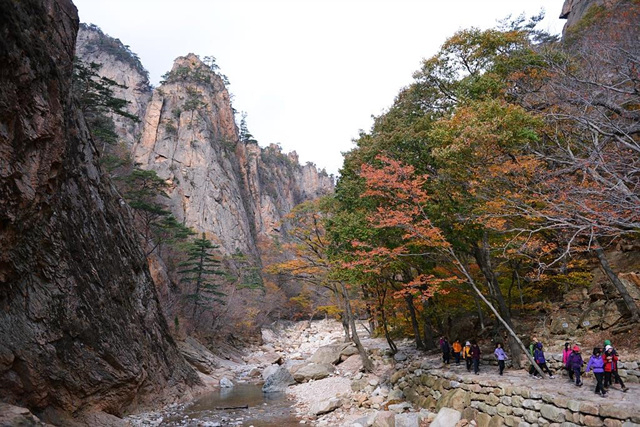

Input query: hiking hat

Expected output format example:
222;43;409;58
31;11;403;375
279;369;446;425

573;345;580;352
604;339;612;346
605;345;613;351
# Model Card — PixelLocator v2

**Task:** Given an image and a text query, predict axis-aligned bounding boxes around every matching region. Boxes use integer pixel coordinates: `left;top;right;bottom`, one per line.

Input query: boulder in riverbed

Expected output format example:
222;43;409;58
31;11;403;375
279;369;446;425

293;362;335;382
310;397;342;415
372;411;395;427
310;343;357;365
262;363;280;381
262;366;295;393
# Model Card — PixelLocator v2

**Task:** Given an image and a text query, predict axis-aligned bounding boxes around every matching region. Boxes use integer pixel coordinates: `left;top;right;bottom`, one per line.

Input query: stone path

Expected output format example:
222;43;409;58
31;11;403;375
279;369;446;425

430;360;638;411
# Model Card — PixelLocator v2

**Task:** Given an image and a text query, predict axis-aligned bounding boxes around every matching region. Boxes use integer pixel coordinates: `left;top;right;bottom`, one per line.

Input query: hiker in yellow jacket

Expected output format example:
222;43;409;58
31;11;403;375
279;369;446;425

463;341;473;372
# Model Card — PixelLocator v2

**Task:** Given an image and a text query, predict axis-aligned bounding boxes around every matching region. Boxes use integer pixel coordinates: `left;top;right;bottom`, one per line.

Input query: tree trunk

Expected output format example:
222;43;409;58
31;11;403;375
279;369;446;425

377;286;397;354
594;241;640;322
473;293;485;330
332;284;351;342
515;269;524;309
340;282;373;372
381;308;397;354
361;284;376;335
421;300;437;350
341;315;350;343
404;294;425;350
472;234;512;325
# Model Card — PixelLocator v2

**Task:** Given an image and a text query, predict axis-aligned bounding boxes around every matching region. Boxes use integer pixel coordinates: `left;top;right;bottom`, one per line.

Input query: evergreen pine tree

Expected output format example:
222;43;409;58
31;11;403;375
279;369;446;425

179;233;227;317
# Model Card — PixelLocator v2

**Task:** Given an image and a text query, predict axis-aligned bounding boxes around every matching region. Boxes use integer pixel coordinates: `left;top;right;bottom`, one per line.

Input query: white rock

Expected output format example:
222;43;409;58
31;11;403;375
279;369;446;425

430;407;461;427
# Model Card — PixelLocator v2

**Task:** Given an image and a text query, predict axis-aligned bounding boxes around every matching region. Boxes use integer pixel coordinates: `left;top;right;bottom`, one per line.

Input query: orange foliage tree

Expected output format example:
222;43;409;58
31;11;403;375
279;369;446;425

354;155;545;374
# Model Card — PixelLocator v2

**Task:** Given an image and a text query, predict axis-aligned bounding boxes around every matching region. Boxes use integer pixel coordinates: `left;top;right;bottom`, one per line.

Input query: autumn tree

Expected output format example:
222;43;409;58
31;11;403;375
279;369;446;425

267;197;373;371
355;155;545;375
495;3;640;321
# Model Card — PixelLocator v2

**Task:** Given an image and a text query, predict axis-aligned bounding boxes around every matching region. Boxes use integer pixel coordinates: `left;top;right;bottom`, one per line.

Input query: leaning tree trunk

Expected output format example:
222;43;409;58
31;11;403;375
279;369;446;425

450;248;541;376
340;282;373;372
594;240;640;322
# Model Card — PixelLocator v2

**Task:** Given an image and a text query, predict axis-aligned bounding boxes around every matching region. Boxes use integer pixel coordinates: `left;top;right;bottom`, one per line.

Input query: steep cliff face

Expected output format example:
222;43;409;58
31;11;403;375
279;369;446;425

134;53;259;255
559;0;617;33
75;27;334;258
75;23;152;148
0;0;198;418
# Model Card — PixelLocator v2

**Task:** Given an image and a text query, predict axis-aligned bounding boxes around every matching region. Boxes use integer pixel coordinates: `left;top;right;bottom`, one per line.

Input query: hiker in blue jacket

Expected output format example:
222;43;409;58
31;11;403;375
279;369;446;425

532;342;554;378
586;347;607;397
566;345;584;386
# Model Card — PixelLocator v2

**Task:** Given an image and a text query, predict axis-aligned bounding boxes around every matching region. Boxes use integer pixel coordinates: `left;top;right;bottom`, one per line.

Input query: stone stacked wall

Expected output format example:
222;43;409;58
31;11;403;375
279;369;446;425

480;354;640;384
390;359;640;427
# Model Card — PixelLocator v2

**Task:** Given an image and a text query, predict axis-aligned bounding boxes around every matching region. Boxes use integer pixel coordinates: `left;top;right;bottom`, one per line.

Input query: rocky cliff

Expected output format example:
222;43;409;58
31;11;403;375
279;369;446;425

76;27;334;258
559;0;618;33
0;0;199;420
75;23;152;148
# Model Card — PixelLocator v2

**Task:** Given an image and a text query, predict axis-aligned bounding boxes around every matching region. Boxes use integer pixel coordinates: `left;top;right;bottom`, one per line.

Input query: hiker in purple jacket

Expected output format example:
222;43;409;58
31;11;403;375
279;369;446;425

532;342;554;378
566;345;584;386
586;347;607;397
494;342;508;376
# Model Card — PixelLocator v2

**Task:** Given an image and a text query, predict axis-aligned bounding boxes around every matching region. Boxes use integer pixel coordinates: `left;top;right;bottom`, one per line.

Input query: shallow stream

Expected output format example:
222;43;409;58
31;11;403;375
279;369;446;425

160;384;301;426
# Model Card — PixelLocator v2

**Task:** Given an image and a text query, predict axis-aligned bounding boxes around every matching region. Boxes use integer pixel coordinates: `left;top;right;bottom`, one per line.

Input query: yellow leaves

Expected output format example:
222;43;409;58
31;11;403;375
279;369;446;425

317;305;342;319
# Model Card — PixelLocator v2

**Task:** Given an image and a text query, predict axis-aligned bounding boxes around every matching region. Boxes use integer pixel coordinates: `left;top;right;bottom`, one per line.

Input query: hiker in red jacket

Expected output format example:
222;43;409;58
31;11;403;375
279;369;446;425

603;345;628;392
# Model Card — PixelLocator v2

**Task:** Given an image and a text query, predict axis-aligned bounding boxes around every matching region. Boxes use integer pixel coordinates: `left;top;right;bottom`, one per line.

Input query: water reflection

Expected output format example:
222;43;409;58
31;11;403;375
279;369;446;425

162;383;300;426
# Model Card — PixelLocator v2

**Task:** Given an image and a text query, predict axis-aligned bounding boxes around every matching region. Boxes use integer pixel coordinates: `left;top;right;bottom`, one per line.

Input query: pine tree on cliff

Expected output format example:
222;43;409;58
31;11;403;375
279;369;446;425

179;233;227;317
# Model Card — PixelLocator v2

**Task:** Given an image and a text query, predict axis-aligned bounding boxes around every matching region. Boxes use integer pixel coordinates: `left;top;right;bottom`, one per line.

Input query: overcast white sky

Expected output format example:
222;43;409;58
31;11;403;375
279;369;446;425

73;0;565;176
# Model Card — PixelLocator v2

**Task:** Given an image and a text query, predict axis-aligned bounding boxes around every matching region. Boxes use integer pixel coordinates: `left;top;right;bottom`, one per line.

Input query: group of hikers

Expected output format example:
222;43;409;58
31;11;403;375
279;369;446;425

438;336;629;397
438;337;486;376
561;339;629;396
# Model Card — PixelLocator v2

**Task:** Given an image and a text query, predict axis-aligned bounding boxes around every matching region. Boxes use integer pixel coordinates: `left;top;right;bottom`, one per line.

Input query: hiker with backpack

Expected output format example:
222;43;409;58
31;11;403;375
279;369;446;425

463;341;473;372
527;337;539;377
532;342;554;379
566;345;584;387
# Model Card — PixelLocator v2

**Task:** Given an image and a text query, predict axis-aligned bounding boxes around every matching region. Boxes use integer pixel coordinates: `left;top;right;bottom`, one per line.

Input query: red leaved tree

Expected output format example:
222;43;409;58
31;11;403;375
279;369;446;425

355;155;546;375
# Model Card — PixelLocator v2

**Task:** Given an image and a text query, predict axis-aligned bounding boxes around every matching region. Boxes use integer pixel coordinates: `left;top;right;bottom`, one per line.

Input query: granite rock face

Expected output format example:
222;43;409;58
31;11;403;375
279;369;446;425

76;26;334;258
560;0;617;33
75;23;152;148
0;0;199;417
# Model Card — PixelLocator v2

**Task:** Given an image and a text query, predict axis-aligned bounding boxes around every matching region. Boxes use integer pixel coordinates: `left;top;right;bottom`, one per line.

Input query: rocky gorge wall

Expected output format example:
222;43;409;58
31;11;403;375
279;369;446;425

75;27;334;258
391;360;640;427
0;0;199;419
